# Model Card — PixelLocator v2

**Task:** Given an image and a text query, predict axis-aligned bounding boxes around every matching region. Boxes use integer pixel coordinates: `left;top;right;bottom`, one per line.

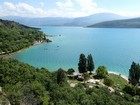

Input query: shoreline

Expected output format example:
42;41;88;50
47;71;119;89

108;71;128;81
0;41;47;58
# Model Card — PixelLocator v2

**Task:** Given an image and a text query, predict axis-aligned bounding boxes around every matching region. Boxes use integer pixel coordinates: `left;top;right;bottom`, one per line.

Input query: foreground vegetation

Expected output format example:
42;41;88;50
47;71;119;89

0;58;140;105
108;73;128;90
0;19;50;55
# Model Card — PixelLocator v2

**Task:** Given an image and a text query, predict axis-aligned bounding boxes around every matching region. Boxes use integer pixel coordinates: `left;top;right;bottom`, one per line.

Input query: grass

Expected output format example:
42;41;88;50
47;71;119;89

108;73;128;90
68;73;128;90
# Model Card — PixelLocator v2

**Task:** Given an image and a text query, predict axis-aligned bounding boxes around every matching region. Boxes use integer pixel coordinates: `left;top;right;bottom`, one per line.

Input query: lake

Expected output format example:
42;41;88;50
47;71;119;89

11;27;140;76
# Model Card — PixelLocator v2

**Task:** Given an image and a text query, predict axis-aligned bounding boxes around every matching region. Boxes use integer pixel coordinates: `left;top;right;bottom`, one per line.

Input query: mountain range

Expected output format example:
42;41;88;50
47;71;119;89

88;17;140;28
0;13;126;27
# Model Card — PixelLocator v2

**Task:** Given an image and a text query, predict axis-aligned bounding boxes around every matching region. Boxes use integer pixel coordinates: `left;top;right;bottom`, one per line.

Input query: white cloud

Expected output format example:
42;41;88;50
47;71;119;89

0;1;139;18
76;0;97;12
0;2;48;17
50;0;140;18
56;0;73;9
56;0;74;11
47;0;140;17
76;0;112;14
47;0;111;17
3;2;16;10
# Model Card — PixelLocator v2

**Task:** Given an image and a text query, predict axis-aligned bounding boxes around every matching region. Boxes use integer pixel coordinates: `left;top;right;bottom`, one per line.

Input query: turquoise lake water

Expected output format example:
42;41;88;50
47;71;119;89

12;27;140;76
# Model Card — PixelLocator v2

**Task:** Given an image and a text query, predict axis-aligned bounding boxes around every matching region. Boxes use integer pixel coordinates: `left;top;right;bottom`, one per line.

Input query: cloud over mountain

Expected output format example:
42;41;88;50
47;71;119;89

0;0;110;17
0;2;48;17
0;0;140;18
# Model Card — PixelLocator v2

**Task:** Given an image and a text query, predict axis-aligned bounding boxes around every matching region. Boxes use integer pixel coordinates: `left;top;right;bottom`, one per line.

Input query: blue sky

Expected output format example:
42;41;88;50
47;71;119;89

0;0;140;17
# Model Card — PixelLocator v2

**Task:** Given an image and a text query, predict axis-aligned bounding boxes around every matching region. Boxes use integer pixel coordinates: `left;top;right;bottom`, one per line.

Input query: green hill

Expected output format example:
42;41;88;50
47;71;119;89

0;58;139;105
0;19;48;55
88;17;140;28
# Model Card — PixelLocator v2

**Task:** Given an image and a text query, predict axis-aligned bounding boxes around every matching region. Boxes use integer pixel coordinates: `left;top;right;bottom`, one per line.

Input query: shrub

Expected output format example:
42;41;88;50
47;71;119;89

104;78;114;87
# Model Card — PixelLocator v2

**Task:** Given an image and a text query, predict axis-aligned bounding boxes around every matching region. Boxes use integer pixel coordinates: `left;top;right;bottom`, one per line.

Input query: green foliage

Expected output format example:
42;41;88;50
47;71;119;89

0;19;48;54
0;58;51;105
96;66;108;79
56;68;67;84
123;85;140;96
0;93;10;105
108;73;128;90
129;62;140;86
87;54;94;74
104;78;114;87
0;58;139;105
78;53;95;74
67;68;75;75
78;53;87;73
83;73;90;81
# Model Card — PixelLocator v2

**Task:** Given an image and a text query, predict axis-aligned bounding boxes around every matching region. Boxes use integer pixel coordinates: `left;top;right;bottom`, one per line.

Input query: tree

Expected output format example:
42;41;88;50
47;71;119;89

123;85;140;96
67;68;75;75
87;54;94;74
129;62;140;86
6;82;23;105
96;66;108;79
104;78;114;87
78;53;87;73
56;68;66;84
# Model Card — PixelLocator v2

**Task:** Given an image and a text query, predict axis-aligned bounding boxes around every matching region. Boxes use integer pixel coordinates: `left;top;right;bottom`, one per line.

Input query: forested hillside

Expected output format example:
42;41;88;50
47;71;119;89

0;58;139;105
0;19;48;54
88;17;140;28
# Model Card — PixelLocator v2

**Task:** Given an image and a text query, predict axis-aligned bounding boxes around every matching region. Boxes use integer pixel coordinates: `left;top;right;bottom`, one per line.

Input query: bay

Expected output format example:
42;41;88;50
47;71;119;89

12;27;140;76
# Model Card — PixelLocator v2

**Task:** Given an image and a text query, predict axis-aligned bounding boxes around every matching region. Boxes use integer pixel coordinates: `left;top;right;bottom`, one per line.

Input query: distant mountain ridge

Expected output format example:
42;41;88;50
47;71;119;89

88;17;140;28
65;13;126;26
0;13;126;27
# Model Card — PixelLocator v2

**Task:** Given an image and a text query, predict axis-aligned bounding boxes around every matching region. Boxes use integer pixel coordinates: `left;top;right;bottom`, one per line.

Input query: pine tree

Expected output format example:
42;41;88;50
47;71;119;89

87;54;94;74
129;62;140;86
78;53;87;73
57;68;66;84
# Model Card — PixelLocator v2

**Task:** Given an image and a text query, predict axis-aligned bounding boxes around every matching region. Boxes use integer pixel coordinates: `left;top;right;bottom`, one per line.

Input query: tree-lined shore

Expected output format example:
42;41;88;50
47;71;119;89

0;19;51;55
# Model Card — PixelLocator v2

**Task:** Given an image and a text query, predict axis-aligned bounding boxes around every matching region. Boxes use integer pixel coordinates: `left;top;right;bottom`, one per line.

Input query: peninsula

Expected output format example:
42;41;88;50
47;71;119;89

0;19;50;55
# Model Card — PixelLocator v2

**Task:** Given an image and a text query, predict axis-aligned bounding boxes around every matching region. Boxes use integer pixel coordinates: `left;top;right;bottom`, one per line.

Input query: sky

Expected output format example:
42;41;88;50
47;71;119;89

0;0;140;18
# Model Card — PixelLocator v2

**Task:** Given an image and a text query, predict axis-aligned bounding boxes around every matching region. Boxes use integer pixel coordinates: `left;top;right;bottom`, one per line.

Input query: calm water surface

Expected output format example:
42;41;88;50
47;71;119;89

12;27;140;76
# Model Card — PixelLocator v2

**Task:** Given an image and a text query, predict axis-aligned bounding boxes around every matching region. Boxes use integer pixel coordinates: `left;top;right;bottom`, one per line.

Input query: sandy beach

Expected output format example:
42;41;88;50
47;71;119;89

0;41;46;58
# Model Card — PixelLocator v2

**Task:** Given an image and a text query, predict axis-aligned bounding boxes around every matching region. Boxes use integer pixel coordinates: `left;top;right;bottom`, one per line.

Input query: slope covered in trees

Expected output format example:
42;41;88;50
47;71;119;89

0;58;139;105
0;19;49;54
88;17;140;28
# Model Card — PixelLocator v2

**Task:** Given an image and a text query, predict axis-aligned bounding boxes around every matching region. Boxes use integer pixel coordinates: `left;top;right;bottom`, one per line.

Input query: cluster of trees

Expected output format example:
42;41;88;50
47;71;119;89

0;19;49;54
78;53;94;74
0;58;53;105
78;53;108;79
121;61;140;99
0;58;139;105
